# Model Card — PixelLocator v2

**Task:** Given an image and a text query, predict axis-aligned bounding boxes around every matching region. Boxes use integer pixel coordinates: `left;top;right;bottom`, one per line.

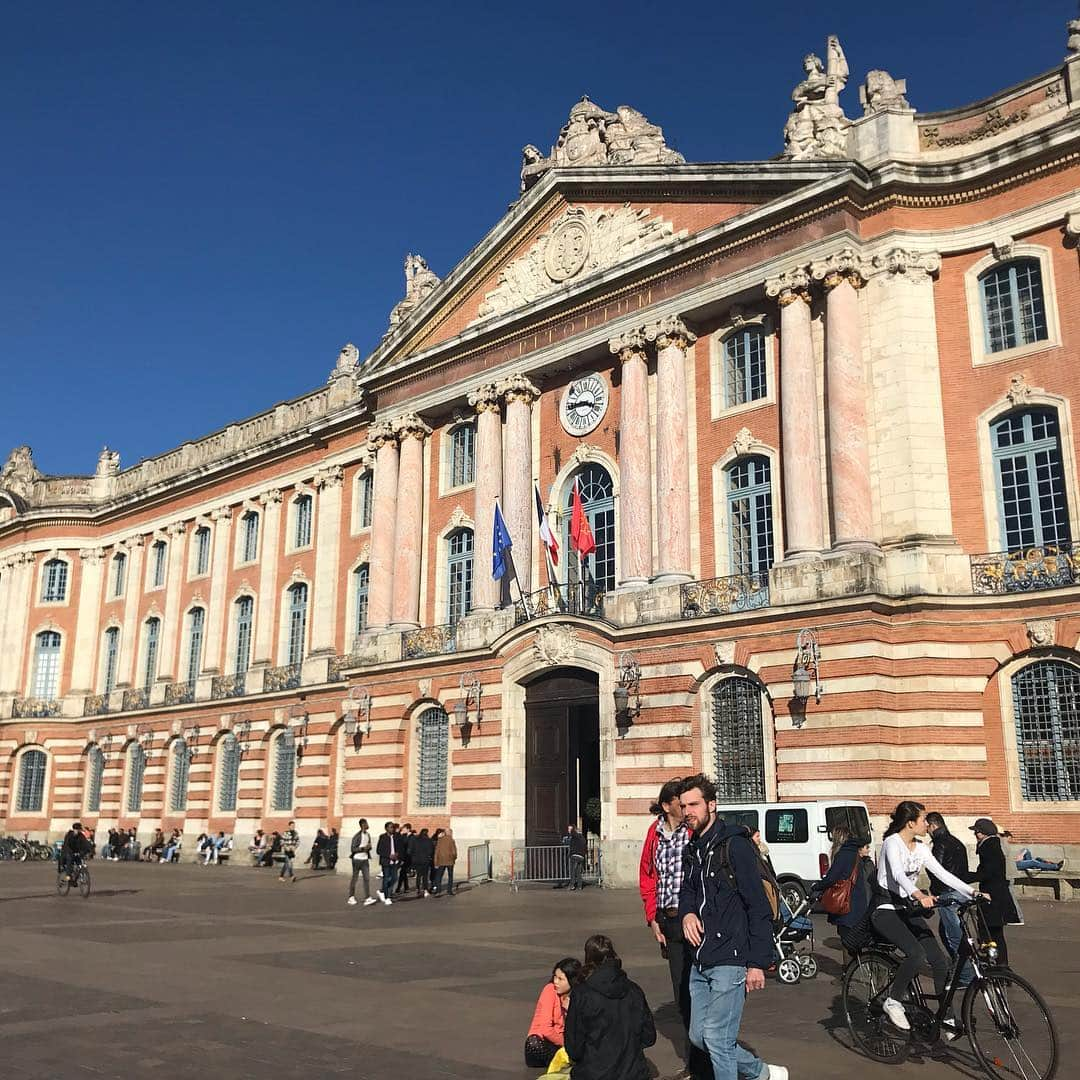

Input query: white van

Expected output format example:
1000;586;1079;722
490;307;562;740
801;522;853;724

714;800;873;909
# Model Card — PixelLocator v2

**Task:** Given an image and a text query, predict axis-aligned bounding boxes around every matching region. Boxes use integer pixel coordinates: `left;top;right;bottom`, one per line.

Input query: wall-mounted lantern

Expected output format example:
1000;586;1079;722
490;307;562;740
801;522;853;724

454;673;482;733
343;687;372;745
790;629;823;727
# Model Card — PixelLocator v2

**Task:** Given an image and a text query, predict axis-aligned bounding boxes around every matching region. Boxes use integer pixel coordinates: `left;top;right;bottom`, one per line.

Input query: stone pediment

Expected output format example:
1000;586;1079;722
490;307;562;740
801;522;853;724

471;204;680;324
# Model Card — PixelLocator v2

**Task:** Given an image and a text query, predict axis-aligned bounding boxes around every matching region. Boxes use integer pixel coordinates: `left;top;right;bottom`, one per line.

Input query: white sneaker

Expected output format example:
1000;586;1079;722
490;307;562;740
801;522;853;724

765;1068;789;1080
346;896;358;906
363;897;378;906
882;998;910;1031
376;890;385;902
382;896;393;905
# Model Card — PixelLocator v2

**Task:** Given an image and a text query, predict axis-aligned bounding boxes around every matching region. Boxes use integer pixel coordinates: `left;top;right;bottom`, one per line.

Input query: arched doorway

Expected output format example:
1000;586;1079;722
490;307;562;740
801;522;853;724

524;668;600;845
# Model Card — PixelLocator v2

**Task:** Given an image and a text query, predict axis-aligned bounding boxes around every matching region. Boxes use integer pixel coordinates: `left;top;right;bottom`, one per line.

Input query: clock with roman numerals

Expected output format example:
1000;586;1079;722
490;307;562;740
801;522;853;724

560;372;609;436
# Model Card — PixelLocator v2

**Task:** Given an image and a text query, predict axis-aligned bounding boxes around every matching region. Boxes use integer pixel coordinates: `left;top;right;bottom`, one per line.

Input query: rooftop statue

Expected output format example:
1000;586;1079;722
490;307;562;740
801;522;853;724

860;69;911;115
0;445;40;498
520;96;684;192
385;253;441;336
1069;17;1080;54
95;446;121;477
783;36;851;160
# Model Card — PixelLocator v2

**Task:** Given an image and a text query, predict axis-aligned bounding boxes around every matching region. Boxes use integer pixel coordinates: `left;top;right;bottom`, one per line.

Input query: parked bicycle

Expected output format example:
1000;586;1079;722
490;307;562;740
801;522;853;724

0;835;54;861
56;853;91;899
842;896;1057;1079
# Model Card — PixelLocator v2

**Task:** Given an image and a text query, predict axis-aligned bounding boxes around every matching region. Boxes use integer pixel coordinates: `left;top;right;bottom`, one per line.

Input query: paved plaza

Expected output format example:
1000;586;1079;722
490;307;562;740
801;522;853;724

0;861;1077;1079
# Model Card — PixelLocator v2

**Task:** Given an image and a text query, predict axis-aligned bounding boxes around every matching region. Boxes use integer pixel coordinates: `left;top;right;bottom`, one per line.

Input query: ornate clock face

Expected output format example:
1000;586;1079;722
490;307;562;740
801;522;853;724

560;372;609;436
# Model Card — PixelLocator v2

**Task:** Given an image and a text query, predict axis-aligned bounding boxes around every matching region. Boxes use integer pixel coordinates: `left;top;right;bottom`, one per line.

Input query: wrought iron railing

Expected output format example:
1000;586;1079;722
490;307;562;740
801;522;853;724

164;680;195;706
970;543;1078;595
211;672;247;700
264;662;302;692
513;583;605;625
12;697;60;719
680;573;770;618
122;688;150;712
84;693;111;717
402;623;457;660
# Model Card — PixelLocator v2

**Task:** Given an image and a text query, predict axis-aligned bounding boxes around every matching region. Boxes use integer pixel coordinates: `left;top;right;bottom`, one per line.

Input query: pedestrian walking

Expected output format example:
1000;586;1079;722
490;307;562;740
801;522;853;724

639;777;710;1080
433;827;458;896
394;823;413;894
965;817;1022;967
925;812;972;973
678;774;788;1080
565;823;587;891
347;818;376;906
376;821;399;904
279;820;299;882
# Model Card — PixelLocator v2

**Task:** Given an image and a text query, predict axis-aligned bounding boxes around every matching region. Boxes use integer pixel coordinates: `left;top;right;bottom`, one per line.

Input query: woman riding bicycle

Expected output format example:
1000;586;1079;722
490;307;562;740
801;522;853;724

873;801;975;1033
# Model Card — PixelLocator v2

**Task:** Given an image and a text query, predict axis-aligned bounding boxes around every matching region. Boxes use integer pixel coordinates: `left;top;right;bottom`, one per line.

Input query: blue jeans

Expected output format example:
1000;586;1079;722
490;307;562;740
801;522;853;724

280;854;294;878
935;889;973;988
1016;850;1059;871
689;964;768;1080
380;862;398;894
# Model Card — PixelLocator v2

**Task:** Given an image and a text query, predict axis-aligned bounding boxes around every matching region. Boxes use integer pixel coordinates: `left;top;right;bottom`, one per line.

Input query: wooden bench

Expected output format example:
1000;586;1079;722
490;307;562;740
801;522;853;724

1012;870;1078;901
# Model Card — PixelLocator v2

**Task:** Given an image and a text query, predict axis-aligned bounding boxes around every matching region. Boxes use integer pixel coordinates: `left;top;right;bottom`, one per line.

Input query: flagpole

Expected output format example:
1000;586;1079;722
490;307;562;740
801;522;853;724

495;497;531;617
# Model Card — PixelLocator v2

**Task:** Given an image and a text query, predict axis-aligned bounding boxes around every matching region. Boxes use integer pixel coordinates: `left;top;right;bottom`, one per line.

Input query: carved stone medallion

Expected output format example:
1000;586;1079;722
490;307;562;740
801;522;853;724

534;625;579;666
1026;619;1055;648
545;218;591;282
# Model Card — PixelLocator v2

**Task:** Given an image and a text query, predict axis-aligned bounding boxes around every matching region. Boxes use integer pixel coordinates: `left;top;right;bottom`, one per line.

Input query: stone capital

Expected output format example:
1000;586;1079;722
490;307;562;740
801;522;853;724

467;382;502;414
121;534;146;550
764;266;812;305
166;522;187;538
79;547;107;565
497;372;541;405
365;419;399;452
810;248;868;289
643;314;697;350
210;506;233;523
312;464;344;489
608;326;648;361
869;248;942;282
257;488;283;507
1065;210;1080;242
393;412;433;441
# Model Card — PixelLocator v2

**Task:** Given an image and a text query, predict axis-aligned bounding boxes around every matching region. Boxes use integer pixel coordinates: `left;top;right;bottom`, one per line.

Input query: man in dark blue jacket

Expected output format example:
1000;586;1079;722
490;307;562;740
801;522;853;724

678;775;787;1080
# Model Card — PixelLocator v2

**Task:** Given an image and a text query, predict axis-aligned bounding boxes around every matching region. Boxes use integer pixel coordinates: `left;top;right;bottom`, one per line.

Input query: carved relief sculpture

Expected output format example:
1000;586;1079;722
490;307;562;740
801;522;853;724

534;624;579;666
783;36;850;160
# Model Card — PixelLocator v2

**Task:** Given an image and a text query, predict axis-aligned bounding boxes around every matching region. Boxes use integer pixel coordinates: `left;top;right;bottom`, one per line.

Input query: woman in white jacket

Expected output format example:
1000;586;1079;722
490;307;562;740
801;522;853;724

873;800;976;1032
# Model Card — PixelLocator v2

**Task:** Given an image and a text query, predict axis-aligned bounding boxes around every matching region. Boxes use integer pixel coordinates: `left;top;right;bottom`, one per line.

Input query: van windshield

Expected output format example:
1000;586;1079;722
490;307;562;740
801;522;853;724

825;805;872;842
718;809;759;832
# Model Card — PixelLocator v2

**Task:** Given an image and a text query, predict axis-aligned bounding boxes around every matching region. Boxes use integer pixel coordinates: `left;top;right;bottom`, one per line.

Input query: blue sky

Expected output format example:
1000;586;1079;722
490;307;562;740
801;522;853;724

1;1;1069;475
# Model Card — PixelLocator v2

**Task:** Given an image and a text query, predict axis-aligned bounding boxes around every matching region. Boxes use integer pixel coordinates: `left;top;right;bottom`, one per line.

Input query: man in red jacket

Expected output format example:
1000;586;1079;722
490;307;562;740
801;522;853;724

639;778;710;1080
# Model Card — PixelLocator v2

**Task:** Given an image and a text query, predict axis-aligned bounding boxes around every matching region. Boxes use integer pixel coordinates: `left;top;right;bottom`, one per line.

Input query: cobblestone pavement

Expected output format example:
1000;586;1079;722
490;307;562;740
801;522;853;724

0;861;1077;1078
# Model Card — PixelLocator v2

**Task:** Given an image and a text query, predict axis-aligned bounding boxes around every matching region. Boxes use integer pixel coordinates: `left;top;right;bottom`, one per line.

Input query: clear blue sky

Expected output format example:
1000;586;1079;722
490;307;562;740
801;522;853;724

1;1;1070;475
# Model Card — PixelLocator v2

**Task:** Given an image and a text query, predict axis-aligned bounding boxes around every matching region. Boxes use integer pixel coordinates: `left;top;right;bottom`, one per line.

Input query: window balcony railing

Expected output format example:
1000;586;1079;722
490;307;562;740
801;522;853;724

164;680;195;707
122;688;150;713
970;542;1078;595
84;693;111;717
329;652;364;682
12;697;61;719
402;623;457;660
210;673;247;700
680;573;770;618
264;662;302;692
513;583;606;625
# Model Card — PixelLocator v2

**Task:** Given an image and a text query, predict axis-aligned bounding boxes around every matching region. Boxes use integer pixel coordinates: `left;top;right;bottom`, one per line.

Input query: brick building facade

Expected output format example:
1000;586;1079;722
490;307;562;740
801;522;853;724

3;29;1080;883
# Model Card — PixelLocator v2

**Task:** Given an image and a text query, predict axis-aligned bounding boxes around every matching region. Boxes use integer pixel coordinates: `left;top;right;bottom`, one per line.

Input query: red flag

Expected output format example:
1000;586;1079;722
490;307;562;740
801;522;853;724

570;479;596;557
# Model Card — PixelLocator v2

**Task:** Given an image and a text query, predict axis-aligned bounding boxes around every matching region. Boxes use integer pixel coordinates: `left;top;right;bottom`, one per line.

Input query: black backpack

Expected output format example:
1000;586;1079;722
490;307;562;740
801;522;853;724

717;826;781;922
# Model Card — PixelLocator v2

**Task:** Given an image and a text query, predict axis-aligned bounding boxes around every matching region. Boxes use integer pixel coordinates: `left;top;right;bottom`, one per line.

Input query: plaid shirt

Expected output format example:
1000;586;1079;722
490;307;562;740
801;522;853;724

655;817;690;911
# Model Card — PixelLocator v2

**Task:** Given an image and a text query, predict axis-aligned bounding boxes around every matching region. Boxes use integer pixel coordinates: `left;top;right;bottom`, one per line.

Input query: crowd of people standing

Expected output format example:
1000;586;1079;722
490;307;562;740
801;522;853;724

345;819;459;906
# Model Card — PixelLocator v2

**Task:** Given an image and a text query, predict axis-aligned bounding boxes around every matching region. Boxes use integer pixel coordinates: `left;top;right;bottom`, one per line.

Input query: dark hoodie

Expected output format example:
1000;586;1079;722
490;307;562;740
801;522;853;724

563;959;655;1080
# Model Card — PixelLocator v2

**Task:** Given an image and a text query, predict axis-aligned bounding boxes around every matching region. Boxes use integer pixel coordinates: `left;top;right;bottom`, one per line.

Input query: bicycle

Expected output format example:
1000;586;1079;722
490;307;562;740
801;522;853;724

841;896;1057;1079
56;854;91;899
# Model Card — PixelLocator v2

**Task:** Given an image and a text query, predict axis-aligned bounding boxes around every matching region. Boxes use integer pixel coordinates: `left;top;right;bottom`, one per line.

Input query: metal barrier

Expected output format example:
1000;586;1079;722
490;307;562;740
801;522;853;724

467;841;491;882
510;838;603;891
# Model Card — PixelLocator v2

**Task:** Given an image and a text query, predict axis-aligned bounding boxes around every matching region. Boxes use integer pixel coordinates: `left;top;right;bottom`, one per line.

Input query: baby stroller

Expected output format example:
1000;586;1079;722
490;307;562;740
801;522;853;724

773;894;818;984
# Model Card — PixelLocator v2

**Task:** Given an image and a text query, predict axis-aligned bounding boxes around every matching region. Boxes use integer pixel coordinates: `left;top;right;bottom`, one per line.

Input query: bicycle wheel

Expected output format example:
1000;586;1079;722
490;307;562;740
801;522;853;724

842;950;911;1064
56;871;71;897
77;866;91;899
963;969;1058;1080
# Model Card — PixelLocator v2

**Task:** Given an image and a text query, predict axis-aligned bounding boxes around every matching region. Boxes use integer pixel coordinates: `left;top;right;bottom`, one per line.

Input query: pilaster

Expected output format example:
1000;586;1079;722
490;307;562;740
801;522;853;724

116;536;145;688
309;465;344;654
69;548;107;694
390;413;431;630
365;421;400;632
201;507;233;674
498;373;540;593
469;383;503;610
251;490;283;666
156;523;187;681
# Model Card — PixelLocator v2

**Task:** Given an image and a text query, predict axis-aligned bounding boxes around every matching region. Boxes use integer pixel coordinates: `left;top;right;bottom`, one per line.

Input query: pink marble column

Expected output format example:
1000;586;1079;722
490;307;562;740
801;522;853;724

646;315;695;583
469;383;503;609
364;422;399;631
498;373;540;592
390;413;431;629
610;329;652;587
816;255;876;549
766;267;823;559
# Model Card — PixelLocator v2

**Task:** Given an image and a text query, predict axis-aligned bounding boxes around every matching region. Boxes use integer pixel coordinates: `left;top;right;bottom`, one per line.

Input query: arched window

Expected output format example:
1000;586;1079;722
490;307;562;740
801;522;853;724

41;558;68;603
142;618;161;692
111;552;127;597
16;749;47;813
450;424;476;487
1011;660;1080;801
991;409;1070;552
169;739;190;812
127;743;146;813
234;596;254;675
353;565;369;637
32;631;62;700
285;583;308;665
85;745;105;813
726;457;774;575
417;707;449;808
562;464;616;594
271;730;296;812
446;529;473;625
101;627;120;693
980;259;1048;354
193;526;211;575
357;472;374;530
150;540;167;588
723;326;767;408
240;511;259;563
217;733;240;813
711;678;766;802
293;494;313;548
184;607;205;684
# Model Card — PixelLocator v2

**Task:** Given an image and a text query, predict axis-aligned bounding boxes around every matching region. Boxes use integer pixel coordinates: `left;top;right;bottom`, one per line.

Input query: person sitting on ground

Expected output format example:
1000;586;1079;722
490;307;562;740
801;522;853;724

1014;843;1065;873
559;935;655;1080
249;829;267;865
811;825;875;953
524;957;582;1068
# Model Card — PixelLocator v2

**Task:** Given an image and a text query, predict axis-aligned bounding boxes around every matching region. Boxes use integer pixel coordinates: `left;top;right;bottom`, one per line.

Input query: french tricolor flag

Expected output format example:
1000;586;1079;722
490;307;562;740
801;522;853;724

534;484;559;566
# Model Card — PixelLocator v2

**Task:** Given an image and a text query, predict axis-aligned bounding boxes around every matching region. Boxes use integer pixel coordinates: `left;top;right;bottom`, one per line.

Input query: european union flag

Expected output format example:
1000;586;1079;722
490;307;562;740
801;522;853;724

492;502;513;580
